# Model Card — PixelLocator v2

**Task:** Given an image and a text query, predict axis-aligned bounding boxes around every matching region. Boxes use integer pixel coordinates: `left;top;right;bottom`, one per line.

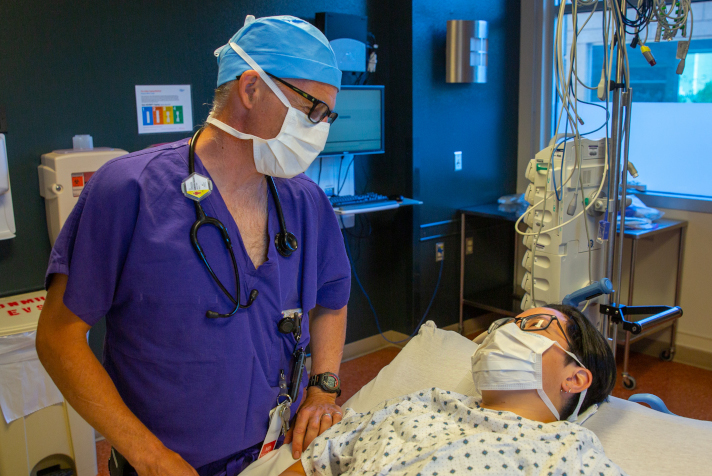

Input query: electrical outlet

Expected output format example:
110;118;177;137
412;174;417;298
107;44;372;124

435;242;444;262
465;237;474;255
454;151;462;171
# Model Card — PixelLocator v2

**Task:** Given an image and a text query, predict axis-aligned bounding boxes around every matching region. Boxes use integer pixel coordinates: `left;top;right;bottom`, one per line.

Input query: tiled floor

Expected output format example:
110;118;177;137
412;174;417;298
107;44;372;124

94;347;711;475
608;351;712;420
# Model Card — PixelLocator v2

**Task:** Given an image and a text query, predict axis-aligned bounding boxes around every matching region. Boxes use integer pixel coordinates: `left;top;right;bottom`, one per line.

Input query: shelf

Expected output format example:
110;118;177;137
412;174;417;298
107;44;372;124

463;285;522;317
334;197;422;215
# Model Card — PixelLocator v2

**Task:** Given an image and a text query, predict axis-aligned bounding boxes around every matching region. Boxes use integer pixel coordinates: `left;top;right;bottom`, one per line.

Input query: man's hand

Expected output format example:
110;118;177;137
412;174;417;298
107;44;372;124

131;445;199;476
287;304;347;459
285;388;343;459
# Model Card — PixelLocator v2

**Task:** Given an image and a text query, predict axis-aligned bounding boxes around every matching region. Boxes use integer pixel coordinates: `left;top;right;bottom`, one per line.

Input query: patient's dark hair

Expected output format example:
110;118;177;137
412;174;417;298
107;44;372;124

545;304;616;420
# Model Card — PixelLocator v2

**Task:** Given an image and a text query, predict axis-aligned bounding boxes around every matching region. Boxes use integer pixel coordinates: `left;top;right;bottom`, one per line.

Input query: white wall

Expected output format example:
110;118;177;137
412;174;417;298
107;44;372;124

658;207;712;359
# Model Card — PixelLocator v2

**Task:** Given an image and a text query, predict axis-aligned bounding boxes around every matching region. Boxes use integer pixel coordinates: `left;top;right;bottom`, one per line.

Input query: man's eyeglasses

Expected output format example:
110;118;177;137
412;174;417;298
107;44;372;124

488;314;573;350
266;73;339;124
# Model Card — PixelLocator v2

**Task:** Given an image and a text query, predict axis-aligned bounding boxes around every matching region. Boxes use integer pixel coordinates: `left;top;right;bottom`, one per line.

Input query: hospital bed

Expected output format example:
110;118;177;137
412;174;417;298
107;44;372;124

242;321;712;476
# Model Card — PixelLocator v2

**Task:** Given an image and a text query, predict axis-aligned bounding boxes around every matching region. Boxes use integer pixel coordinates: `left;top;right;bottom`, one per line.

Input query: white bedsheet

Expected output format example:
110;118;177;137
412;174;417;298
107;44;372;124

241;321;712;476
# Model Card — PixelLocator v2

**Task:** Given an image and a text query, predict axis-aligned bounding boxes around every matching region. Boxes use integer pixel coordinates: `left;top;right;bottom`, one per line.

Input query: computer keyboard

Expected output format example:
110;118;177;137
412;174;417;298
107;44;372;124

329;192;390;208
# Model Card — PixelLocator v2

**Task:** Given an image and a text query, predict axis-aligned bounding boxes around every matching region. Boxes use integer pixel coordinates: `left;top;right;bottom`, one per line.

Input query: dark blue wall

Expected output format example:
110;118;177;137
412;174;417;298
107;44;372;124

407;0;520;332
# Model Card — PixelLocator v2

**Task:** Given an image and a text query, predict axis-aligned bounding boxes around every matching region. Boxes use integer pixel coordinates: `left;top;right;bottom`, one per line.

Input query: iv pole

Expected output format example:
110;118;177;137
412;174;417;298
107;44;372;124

602;0;629;358
600;0;683;381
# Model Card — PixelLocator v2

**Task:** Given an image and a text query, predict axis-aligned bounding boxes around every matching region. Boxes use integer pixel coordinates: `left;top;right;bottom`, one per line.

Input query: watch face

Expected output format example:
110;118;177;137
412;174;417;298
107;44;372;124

325;376;337;388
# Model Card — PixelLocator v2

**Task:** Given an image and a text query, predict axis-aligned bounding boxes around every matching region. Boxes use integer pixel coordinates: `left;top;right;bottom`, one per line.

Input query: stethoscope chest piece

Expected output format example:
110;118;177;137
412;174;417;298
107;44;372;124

275;231;298;257
181;172;213;202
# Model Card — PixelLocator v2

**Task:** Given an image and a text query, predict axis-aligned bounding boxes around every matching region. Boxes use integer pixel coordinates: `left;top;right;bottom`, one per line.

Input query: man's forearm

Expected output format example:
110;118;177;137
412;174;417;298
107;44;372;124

36;275;166;469
308;304;347;378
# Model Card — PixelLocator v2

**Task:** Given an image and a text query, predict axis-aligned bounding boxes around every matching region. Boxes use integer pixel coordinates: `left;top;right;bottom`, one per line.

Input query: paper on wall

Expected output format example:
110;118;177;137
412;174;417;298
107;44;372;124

135;85;194;134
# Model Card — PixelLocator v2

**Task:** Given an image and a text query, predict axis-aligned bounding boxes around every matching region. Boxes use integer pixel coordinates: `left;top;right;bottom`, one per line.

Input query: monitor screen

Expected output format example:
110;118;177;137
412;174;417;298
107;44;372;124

320;85;384;156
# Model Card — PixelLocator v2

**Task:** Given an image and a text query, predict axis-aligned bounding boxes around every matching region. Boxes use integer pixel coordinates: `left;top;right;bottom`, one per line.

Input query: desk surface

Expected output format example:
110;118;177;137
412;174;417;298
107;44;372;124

334;197;422;215
460;203;522;222
618;218;688;239
459;203;688;239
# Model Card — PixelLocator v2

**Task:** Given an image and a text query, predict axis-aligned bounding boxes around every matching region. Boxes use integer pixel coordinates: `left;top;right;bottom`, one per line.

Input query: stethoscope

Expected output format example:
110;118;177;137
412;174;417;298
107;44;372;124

188;127;299;318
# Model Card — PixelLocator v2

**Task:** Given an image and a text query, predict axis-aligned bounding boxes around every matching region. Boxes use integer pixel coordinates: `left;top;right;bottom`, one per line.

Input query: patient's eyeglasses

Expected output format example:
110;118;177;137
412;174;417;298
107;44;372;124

488;314;573;350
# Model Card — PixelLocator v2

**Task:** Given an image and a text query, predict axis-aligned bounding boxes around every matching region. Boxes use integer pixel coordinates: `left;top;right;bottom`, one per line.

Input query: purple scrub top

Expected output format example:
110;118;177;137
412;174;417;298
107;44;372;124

45;138;351;468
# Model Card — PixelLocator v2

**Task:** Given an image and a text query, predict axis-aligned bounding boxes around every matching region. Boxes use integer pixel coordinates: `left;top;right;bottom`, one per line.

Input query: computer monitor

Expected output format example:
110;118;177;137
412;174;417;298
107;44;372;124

320;85;384;157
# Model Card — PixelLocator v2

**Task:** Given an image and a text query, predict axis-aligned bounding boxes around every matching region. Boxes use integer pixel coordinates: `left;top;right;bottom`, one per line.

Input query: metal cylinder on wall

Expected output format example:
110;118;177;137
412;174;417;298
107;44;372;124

446;20;488;83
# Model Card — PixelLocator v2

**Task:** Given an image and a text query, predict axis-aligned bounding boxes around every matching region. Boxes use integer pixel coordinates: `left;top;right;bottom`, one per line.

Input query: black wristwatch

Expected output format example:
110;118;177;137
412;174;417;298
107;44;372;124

308;372;341;397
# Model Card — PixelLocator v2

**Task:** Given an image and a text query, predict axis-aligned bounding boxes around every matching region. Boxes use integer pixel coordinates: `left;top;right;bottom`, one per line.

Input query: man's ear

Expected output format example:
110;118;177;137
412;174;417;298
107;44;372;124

564;367;593;394
235;70;260;110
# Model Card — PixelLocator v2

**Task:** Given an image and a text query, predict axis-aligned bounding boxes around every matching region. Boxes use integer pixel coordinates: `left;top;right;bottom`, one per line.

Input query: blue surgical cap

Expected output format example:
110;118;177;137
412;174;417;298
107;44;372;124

215;15;342;90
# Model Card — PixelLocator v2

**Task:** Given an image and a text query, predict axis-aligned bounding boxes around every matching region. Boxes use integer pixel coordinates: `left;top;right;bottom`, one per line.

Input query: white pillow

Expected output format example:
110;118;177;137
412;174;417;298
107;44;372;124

344;321;478;412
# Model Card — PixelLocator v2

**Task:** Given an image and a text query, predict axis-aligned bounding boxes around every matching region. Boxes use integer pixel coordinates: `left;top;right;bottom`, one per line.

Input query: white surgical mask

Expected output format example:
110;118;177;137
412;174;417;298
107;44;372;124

206;42;330;178
471;323;588;422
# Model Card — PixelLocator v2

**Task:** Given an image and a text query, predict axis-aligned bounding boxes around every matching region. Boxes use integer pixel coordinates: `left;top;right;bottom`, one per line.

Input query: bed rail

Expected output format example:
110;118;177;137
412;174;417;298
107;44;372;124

599;304;683;335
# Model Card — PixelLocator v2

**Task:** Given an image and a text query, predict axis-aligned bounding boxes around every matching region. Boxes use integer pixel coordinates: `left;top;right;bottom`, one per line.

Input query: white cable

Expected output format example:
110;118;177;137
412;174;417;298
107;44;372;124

523;5;610;237
526;0;618;309
653;0;691;37
529;0;590;307
516;156;608;237
572;7;594;302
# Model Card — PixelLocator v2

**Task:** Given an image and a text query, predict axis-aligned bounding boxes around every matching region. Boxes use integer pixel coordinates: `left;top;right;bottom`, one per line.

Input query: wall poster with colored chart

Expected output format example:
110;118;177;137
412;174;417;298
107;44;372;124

135;85;193;134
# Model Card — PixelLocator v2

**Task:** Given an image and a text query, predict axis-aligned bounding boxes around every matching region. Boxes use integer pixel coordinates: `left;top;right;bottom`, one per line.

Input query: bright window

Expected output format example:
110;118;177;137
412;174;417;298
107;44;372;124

557;1;712;199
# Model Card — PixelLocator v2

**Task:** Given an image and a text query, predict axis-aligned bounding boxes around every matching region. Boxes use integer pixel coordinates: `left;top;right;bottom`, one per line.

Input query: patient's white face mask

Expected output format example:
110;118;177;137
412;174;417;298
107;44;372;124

206;42;330;178
471;323;588;422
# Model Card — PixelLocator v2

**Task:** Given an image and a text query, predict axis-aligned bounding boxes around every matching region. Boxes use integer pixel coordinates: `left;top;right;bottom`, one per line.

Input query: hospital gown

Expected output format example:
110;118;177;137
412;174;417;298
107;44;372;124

301;388;626;476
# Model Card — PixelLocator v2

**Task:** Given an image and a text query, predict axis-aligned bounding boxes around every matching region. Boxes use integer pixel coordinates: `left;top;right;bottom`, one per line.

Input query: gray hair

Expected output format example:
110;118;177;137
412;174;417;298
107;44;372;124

209;81;234;117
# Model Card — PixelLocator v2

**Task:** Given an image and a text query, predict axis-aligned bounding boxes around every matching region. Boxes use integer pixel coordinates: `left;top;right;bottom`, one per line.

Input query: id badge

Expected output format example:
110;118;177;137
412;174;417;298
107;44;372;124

259;403;286;459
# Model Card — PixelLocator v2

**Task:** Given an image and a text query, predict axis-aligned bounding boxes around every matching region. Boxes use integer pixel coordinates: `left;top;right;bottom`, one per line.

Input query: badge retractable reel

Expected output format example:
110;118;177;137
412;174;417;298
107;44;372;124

276;309;306;434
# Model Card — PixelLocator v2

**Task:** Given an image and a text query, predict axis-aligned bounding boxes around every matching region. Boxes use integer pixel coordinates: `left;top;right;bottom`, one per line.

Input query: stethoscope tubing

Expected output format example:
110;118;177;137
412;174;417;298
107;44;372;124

188;127;296;318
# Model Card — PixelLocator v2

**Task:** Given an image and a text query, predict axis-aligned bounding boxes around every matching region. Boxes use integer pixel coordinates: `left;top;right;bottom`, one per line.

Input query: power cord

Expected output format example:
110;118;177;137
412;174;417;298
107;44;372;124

340;216;444;344
337;155;356;195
